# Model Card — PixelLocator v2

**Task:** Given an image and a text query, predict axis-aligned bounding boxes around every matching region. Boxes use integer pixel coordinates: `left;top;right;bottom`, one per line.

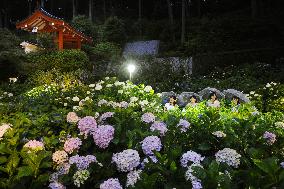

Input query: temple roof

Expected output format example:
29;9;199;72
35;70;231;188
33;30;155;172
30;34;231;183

16;8;92;43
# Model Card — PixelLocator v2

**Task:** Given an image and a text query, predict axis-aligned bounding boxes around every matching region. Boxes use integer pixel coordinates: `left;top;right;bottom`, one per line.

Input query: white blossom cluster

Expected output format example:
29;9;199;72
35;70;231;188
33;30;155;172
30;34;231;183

215;148;241;168
112;149;140;172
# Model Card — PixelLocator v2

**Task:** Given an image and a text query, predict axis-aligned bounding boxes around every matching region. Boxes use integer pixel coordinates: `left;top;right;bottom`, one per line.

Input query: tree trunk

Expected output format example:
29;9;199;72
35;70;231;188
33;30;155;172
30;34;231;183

103;0;106;20
166;0;175;42
41;0;44;8
89;0;93;21
181;0;185;44
196;0;201;17
138;0;142;37
251;0;257;18
72;0;77;20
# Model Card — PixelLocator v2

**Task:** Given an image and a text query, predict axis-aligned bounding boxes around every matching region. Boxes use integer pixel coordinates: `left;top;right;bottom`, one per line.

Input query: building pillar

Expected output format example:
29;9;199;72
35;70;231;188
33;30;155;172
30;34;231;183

77;39;81;49
58;30;64;50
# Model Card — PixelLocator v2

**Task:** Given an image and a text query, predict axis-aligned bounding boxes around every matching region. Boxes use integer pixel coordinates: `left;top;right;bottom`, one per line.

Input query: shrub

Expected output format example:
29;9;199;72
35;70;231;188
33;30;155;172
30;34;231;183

90;42;121;61
71;15;97;40
20;49;90;76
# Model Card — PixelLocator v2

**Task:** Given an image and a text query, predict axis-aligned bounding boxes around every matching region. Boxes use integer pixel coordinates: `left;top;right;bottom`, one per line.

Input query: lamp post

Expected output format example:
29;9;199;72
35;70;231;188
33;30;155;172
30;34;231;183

127;64;136;81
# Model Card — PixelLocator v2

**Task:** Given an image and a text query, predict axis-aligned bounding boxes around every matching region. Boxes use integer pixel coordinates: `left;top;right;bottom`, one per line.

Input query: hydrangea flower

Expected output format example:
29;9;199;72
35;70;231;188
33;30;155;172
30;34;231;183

99;112;114;123
95;84;103;90
72;96;80;102
126;169;142;187
275;121;284;129
78;116;97;137
73;170;90;187
98;99;108;106
23;140;44;152
69;155;98;170
0;123;12;140
177;119;191;132
141;113;155;123
180;151;204;167
66;112;80;123
141;136;162;155
120;101;129;108
144;86;152;92
212;131;226;138
263;131;276;145
215;148;241;168
63;137;82;154
112;149;140;172
52;150;69;165
130;97;138;102
49;182;66;189
280;162;284;168
185;164;203;189
93;125;115;149
150;121;168;136
100;178;123;189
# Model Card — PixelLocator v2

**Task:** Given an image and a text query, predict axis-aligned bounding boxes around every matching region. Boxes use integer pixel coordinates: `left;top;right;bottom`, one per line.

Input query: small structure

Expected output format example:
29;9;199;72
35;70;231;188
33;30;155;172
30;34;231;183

16;8;92;50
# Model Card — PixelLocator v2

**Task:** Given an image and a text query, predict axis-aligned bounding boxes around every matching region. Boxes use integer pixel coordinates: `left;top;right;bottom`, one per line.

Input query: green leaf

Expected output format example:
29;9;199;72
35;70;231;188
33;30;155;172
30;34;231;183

170;161;177;172
198;142;211;151
253;157;279;176
17;166;34;178
0;156;7;164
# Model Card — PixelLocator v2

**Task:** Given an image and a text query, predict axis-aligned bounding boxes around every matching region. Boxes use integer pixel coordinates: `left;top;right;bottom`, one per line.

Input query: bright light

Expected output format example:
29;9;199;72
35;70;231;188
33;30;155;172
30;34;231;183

127;64;136;73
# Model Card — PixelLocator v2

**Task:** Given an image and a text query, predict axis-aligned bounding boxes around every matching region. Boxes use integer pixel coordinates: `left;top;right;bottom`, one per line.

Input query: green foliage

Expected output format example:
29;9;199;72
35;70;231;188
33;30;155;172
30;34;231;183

20;50;89;76
0;76;284;188
103;16;127;44
71;15;97;40
90;42;121;61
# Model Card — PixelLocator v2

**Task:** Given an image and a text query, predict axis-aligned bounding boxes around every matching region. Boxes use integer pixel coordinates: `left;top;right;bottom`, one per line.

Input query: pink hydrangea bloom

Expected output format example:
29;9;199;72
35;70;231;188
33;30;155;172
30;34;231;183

112;149;140;172
93;125;115;149
23;140;44;151
63;137;82;154
66;112;80;123
52;150;69;165
0;123;12;140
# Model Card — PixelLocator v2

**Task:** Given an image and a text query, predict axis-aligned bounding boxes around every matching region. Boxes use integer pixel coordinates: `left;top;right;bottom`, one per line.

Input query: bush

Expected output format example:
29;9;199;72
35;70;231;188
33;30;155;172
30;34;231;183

0;77;284;188
90;42;121;61
20;50;90;76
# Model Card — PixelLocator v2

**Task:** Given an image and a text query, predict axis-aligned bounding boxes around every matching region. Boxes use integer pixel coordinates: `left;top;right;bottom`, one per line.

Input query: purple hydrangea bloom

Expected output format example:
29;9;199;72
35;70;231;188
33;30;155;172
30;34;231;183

78;116;97;137
263;131;276;145
280;162;284;168
192;180;203;189
150;121;168;136
49;182;66;189
180;151;205;167
100;178;123;189
69;155;98;170
93;125;115;149
141;136;162;155
141;113;155;123
112;149;140;172
99;112;115;123
177;119;191;132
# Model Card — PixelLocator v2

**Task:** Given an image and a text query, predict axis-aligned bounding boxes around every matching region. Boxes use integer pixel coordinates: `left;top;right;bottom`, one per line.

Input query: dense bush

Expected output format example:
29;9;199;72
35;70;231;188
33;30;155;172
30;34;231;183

19;50;90;76
89;42;121;61
0;77;283;188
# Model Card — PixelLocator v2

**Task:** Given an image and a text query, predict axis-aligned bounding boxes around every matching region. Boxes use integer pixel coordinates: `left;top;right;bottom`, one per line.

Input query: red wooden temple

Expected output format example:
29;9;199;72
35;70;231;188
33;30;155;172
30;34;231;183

16;8;92;50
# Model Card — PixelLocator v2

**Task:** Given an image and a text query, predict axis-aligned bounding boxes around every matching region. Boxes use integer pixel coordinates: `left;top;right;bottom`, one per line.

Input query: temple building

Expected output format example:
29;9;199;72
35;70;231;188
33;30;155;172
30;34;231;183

16;8;92;50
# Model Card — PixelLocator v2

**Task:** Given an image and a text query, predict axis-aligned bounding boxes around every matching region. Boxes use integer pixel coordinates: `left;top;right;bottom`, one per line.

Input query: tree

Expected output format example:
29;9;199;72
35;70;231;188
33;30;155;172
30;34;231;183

72;0;77;20
166;0;175;42
251;0;258;18
181;0;185;44
89;0;94;22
